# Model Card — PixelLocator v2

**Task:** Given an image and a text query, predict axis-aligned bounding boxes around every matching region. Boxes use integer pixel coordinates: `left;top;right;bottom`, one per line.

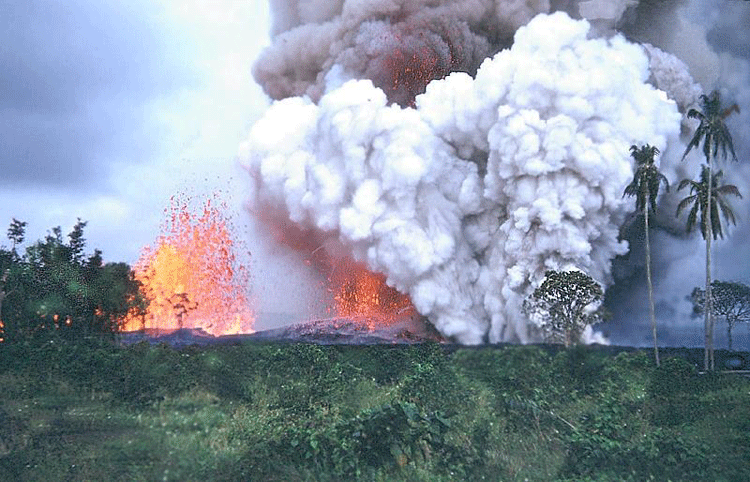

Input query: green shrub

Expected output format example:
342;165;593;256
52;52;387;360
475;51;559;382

397;343;465;413
563;425;714;481
551;345;607;396
647;356;701;426
452;345;552;399
250;401;467;479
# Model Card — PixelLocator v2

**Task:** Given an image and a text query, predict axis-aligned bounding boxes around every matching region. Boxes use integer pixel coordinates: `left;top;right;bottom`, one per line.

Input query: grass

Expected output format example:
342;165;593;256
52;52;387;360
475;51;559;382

1;340;749;481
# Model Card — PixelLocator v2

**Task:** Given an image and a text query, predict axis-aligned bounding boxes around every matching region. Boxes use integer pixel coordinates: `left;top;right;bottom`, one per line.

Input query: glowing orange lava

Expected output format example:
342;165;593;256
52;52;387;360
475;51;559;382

249;209;417;331
121;196;254;336
327;257;416;328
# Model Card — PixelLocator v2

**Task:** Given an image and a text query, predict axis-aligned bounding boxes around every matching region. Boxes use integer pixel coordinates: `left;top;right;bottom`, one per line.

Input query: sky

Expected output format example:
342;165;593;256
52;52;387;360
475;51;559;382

0;0;272;266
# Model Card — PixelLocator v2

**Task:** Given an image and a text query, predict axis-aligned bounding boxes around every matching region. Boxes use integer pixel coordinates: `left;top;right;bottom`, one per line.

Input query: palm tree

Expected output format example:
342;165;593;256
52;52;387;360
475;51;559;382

677;166;742;369
623;144;669;366
681;90;739;371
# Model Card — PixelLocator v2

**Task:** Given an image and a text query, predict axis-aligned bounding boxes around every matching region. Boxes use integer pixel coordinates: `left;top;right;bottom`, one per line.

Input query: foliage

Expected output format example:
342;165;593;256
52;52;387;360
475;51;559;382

690;281;750;350
2;340;749;481
646;356;702;427
255;401;463;479
676;166;742;240
524;270;605;347
623;144;669;213
0;219;145;344
682;90;739;164
6;218;27;254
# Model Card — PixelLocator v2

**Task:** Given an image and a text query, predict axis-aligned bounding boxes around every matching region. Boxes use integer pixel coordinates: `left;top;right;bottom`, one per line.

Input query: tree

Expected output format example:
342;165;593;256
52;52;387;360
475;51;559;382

169;292;197;330
68;218;87;263
690;281;750;351
680;90;740;371
623;144;669;366
0;269;10;341
677;167;741;239
524;270;605;347
7;218;27;256
0;219;145;344
677;166;741;368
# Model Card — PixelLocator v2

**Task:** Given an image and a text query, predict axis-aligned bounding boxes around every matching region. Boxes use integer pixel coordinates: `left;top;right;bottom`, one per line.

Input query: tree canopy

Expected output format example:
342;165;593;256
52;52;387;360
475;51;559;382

682;90;738;164
624;144;669;214
689;281;750;351
677;166;741;241
524;270;604;347
0;219;145;344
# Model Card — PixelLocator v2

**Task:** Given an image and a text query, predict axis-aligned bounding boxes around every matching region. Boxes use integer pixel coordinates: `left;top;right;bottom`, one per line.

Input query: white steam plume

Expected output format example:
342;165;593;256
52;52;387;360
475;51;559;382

240;12;681;344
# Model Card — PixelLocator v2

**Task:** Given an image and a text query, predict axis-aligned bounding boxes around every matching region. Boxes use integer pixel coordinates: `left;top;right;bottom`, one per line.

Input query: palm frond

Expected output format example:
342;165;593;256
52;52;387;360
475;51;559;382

687;202;699;234
711;200;725;239
716;184;742;198
676;194;697;217
718;197;738;227
677;178;696;193
686;107;704;120
625;144;668;213
682;90;738;165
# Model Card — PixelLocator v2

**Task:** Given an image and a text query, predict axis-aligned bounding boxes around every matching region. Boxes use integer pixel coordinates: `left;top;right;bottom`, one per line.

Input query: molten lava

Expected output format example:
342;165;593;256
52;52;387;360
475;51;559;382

377;24;462;107
327;257;416;328
121;196;254;336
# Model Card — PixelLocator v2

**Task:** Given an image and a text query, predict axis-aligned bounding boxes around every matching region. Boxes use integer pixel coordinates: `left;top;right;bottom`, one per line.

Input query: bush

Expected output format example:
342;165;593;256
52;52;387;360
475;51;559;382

563;424;714;481
249;401;467;479
551;345;607;396
397;342;465;413
451;345;552;400
647;356;701;426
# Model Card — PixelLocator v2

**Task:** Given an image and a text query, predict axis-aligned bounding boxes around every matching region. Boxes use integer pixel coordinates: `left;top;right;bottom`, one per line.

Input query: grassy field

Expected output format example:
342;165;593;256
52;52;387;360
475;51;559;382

1;340;749;481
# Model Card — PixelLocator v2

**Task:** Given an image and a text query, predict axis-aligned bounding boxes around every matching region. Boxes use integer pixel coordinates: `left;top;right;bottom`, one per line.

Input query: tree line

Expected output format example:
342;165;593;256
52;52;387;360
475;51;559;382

526;90;745;370
0;218;145;344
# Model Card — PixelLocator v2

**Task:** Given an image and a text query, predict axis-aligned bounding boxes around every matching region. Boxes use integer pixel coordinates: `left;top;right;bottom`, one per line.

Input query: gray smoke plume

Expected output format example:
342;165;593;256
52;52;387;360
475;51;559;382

242;0;750;345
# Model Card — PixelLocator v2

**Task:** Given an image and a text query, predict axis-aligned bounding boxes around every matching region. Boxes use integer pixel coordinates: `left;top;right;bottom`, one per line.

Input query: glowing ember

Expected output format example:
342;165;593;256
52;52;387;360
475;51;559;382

245;211;417;331
377;24;462;107
121;196;254;336
327;257;416;327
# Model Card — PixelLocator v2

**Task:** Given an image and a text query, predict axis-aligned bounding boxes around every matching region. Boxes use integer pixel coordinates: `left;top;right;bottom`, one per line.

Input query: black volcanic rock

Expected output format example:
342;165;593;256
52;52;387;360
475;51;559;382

119;315;445;347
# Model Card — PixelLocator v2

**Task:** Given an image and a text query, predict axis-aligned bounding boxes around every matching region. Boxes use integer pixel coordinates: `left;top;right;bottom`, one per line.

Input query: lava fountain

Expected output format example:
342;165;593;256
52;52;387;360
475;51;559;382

121;195;255;336
328;257;416;326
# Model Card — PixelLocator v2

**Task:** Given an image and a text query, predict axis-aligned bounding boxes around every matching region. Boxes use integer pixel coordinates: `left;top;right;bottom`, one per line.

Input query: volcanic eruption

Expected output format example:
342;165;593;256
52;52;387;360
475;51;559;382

121;195;255;336
241;1;750;345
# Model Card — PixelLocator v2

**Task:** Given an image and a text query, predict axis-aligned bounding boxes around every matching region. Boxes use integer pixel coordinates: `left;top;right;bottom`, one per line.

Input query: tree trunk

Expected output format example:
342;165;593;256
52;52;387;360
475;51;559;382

0;291;5;340
728;321;733;352
705;160;714;371
644;206;659;366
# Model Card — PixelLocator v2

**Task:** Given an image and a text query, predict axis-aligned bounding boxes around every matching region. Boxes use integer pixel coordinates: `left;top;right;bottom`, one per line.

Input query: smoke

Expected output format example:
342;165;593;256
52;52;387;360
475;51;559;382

241;0;750;345
240;9;686;344
604;0;750;347
255;0;553;106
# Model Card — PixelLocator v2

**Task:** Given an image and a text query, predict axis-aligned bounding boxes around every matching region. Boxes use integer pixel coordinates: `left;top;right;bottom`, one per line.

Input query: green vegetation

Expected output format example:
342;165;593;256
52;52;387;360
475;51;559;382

524;270;605;347
2;340;748;481
0;218;145;344
690;281;750;351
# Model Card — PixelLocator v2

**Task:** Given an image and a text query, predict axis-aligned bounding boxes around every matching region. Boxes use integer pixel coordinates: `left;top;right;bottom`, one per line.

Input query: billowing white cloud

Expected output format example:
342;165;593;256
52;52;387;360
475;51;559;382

240;13;682;343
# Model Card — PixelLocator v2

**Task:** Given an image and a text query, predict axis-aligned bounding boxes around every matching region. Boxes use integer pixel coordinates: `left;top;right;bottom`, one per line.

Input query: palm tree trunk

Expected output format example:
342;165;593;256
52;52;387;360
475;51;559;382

728;322;733;352
644;206;659;366
705;160;714;371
